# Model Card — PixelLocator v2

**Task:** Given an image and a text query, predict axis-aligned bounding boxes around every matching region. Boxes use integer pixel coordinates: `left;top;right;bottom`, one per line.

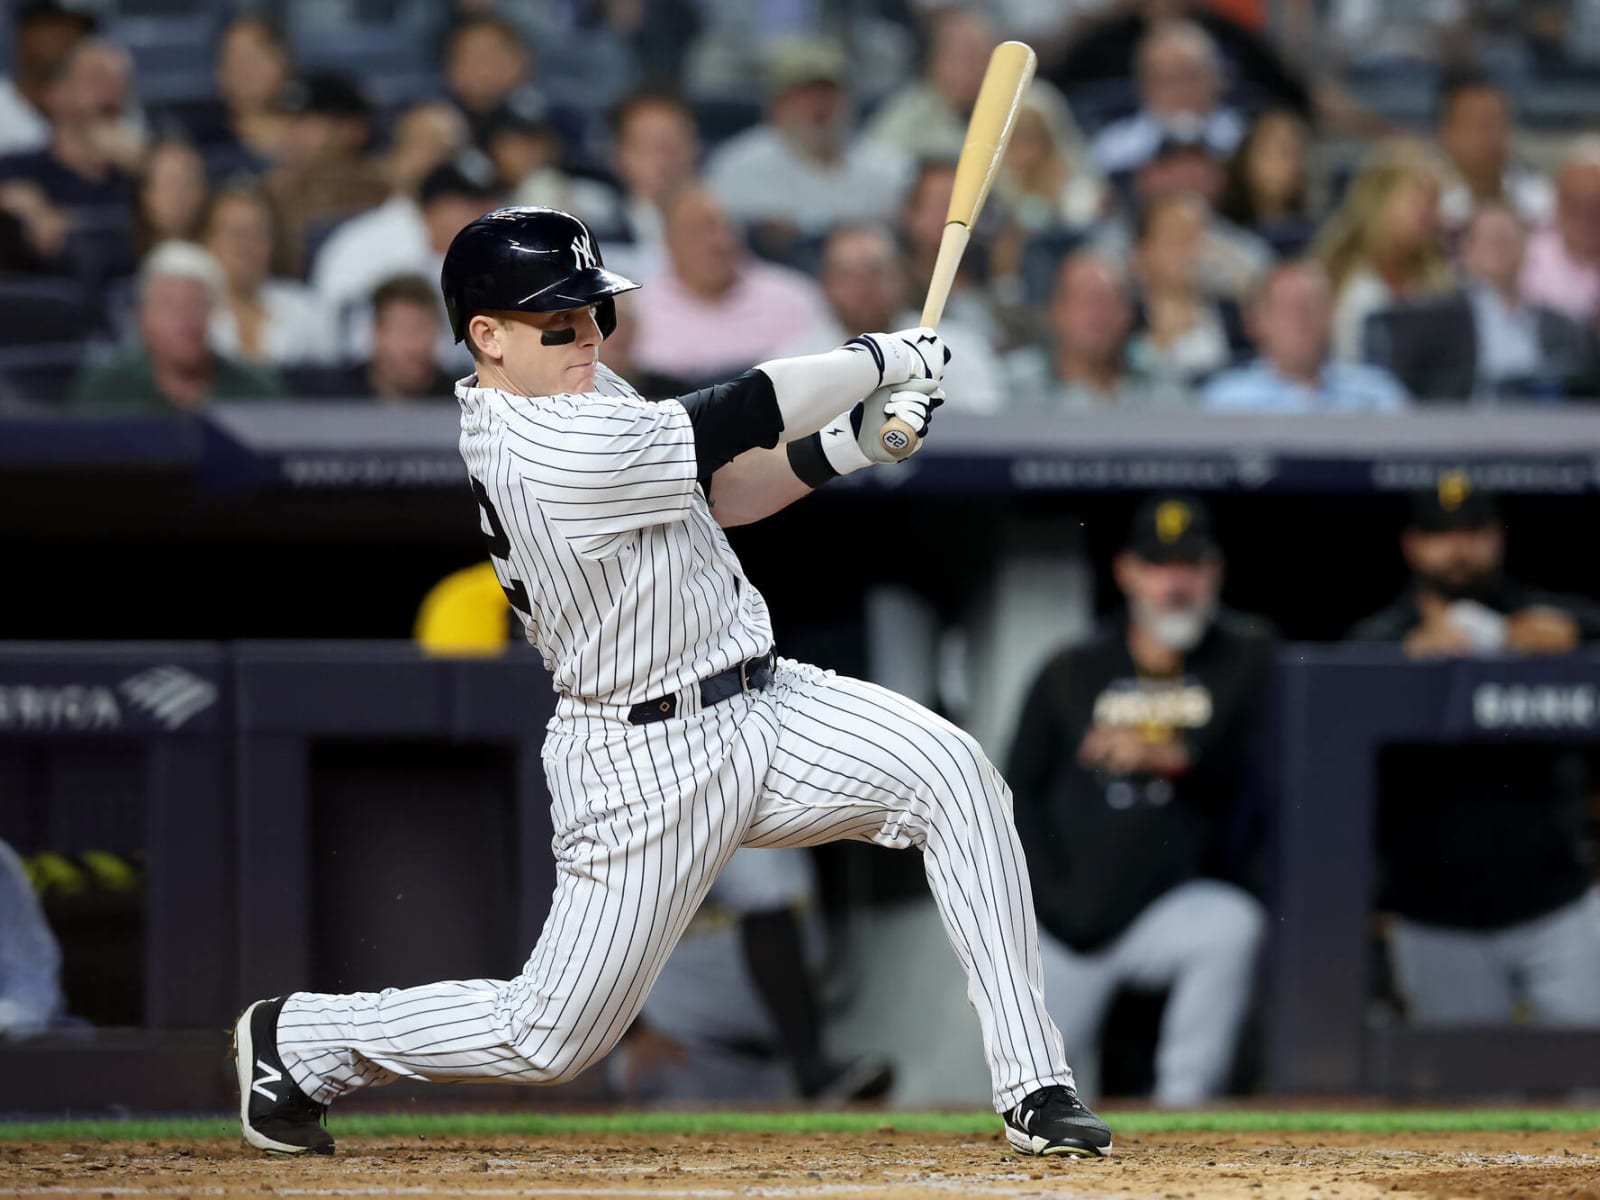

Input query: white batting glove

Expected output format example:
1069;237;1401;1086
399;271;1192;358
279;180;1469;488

843;327;951;389
819;380;945;473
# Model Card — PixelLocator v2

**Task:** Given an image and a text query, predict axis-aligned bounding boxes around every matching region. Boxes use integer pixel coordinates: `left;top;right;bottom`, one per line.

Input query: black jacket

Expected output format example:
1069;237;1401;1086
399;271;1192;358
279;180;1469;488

1349;579;1600;928
1007;611;1273;953
1365;290;1600;403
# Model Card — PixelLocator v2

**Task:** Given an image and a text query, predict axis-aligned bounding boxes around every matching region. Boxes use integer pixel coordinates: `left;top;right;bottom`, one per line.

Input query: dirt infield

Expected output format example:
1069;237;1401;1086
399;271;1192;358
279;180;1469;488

3;1128;1598;1200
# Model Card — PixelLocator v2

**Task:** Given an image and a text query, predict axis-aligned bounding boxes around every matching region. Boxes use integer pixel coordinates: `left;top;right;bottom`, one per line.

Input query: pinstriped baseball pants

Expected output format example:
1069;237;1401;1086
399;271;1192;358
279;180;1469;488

276;659;1074;1111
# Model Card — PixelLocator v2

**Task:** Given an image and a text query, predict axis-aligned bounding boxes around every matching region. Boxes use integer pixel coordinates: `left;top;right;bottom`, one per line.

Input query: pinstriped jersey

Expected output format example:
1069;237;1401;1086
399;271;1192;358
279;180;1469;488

456;363;773;705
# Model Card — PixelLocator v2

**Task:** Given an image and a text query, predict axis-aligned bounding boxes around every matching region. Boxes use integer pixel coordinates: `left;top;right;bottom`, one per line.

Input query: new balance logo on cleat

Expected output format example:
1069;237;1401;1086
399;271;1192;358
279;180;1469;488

1003;1086;1113;1158
251;1060;282;1102
233;997;335;1155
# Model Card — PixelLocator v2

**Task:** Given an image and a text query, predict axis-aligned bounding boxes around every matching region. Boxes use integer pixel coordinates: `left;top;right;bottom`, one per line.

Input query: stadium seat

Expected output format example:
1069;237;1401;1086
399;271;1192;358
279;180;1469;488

0;341;93;406
0;275;100;405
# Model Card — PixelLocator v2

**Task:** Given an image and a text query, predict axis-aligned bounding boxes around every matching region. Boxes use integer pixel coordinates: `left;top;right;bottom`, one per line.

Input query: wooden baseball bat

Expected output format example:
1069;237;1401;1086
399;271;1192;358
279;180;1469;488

879;39;1038;460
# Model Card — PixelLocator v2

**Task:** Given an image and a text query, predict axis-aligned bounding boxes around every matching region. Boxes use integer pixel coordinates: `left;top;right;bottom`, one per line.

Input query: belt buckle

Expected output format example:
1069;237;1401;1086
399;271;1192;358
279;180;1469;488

738;658;752;692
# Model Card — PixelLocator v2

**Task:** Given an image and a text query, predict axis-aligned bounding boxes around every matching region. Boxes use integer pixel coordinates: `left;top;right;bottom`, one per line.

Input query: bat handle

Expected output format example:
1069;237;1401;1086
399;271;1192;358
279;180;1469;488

877;378;942;461
879;416;918;460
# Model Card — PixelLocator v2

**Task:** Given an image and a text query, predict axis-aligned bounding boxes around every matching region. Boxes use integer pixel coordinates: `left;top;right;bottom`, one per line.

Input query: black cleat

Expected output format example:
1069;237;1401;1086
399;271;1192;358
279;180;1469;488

1003;1085;1113;1157
233;997;334;1155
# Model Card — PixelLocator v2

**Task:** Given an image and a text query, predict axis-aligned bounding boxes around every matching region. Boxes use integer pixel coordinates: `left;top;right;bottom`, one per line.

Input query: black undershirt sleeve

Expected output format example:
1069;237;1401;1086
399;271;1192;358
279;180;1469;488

675;369;784;481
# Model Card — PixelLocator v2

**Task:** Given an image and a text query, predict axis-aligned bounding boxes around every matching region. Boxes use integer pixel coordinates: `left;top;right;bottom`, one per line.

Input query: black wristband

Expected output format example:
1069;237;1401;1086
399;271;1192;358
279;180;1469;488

786;432;838;490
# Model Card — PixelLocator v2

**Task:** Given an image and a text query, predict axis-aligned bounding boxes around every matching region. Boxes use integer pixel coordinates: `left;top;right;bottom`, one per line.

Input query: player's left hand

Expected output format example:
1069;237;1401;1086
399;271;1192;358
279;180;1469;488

859;379;943;464
813;380;944;477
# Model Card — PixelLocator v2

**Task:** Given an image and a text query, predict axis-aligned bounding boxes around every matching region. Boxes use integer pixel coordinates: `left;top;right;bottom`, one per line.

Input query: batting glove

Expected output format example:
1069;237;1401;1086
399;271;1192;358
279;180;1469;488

844;327;951;389
822;381;945;473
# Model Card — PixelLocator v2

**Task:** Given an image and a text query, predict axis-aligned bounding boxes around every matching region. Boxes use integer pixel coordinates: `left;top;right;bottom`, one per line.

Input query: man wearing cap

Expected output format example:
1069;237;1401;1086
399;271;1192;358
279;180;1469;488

705;35;910;236
1349;477;1600;1025
1008;495;1271;1104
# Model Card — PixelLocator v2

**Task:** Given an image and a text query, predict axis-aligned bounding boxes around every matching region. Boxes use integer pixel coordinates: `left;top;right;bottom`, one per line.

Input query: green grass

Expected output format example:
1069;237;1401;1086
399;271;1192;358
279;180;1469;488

2;1109;1598;1143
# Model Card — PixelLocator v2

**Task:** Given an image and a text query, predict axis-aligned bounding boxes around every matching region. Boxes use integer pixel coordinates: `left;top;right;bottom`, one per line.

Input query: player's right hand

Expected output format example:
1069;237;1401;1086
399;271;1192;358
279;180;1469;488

845;328;951;389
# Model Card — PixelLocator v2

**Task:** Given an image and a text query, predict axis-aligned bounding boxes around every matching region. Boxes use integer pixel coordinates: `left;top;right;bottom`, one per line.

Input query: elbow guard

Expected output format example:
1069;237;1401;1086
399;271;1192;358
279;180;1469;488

676;369;784;478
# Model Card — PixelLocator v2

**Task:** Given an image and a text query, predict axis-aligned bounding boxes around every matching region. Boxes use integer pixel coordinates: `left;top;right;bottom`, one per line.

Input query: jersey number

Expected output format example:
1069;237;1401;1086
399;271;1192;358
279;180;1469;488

471;477;532;616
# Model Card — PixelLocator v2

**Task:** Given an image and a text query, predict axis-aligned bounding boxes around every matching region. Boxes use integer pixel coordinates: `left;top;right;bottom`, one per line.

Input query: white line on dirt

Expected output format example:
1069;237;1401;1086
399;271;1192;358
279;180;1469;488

3;1183;1124;1199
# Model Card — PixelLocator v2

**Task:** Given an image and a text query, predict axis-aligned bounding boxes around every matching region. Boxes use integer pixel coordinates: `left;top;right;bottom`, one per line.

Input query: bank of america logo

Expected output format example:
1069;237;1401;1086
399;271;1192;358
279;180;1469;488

119;666;217;731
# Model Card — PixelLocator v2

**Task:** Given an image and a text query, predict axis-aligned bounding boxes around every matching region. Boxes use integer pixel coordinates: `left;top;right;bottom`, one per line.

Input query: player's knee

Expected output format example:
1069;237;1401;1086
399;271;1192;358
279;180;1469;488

520;1036;602;1086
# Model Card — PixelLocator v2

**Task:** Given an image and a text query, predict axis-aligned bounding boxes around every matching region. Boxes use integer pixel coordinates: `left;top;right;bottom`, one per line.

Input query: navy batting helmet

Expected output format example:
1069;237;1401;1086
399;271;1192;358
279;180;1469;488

440;206;639;344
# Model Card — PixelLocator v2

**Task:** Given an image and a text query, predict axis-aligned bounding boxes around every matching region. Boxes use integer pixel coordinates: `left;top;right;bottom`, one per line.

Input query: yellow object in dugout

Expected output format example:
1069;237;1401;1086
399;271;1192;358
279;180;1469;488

414;562;512;656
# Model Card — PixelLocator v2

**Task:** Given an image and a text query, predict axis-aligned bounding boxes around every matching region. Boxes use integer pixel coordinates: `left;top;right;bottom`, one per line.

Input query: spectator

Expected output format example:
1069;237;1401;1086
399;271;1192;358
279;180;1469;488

296;275;455;402
184;14;293;174
444;13;541;150
486;96;619;228
1201;259;1409;412
866;8;998;161
1315;140;1452;361
706;36;910;240
774;223;1003;413
1216;109;1317;258
1089;20;1244;178
0;838;65;1040
1046;0;1314;129
0;38;143;283
1371;202;1599;403
1094;131;1272;303
309;102;472;318
1127;193;1249;387
1002;250;1174;411
1519;139;1600;325
1349;477;1600;1027
612;849;893;1103
630;184;827;388
0;0;96;158
602;89;701;281
134;139;209;257
263;73;388;273
336;155;499;371
69;241;282;413
1009;494;1269;1104
1435;70;1553;236
988;86;1108;298
901;159;1003;346
318;155;499;369
204;184;336;368
992;87;1107;237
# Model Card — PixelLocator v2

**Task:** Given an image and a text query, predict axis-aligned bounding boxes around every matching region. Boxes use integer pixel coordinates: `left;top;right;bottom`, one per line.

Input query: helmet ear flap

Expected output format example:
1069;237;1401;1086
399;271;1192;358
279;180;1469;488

596;297;618;339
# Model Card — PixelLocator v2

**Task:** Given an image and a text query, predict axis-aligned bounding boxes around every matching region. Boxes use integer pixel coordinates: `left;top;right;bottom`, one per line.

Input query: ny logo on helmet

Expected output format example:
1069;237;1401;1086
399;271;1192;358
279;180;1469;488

571;236;596;271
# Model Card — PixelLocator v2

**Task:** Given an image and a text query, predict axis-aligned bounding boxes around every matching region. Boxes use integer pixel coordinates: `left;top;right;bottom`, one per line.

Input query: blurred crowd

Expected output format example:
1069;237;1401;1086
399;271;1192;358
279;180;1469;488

3;0;1600;411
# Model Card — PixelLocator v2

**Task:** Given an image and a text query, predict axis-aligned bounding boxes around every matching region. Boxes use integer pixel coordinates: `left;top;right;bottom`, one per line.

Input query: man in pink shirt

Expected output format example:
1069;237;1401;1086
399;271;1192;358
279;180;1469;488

1520;140;1600;324
632;184;828;387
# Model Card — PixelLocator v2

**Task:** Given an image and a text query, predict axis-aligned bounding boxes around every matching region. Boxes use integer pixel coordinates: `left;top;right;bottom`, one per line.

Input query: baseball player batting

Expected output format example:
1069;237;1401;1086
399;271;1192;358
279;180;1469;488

232;206;1112;1160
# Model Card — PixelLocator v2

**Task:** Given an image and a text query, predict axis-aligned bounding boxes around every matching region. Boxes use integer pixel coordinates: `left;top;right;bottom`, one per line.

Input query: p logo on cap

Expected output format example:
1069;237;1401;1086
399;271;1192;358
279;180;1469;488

1438;470;1471;512
1156;501;1192;545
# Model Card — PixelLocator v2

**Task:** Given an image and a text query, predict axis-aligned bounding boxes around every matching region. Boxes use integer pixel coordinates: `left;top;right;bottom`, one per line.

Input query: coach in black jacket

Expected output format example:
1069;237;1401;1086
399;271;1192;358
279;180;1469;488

1009;495;1271;1104
1367;201;1600;403
1350;477;1600;1025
